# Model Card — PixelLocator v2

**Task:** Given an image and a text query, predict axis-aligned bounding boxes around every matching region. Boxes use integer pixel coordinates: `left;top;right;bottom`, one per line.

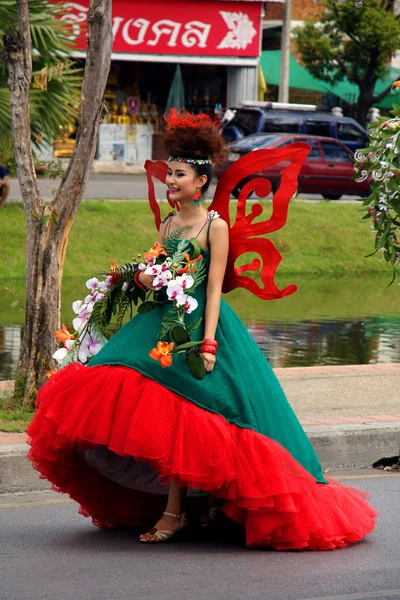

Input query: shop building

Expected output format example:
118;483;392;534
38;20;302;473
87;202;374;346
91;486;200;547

51;0;279;163
62;0;267;114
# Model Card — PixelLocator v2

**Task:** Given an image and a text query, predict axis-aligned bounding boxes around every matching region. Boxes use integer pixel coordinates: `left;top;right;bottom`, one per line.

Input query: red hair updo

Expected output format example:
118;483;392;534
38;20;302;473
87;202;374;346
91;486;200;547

164;109;227;165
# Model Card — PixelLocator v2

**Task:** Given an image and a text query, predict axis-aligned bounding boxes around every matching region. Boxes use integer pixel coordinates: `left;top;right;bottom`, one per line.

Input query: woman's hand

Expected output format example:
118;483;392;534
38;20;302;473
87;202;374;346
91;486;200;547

201;352;216;373
139;271;157;291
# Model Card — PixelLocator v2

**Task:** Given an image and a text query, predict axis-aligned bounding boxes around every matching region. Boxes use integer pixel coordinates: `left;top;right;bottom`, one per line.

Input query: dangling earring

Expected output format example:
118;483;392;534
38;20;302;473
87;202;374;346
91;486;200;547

191;189;204;207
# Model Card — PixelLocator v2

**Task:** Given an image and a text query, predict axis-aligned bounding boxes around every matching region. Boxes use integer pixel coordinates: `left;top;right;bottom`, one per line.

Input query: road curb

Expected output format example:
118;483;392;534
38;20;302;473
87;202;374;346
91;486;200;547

1;424;399;494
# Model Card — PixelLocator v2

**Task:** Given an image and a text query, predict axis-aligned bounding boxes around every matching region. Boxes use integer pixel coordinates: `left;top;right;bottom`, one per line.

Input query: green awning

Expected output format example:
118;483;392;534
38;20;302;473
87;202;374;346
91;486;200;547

261;50;400;109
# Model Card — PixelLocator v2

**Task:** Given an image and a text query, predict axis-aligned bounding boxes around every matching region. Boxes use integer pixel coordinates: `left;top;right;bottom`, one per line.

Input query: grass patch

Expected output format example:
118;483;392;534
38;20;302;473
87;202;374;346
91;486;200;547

0;199;388;279
0;392;33;432
0;410;32;432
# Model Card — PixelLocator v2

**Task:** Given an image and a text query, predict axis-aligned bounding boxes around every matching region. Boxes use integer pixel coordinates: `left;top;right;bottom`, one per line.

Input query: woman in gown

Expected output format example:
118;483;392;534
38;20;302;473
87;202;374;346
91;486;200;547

27;110;377;549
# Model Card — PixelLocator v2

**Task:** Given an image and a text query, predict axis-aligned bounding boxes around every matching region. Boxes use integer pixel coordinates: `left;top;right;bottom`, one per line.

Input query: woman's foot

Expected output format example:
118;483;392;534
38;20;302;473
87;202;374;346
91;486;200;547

139;511;188;543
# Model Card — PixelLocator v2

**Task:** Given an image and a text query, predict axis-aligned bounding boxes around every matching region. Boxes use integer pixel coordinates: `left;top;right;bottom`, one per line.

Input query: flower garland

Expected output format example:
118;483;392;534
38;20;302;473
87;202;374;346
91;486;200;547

52;218;219;379
354;102;400;285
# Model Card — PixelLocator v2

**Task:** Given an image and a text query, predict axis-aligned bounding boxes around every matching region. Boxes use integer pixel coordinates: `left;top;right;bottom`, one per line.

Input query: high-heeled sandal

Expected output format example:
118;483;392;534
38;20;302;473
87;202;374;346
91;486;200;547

139;511;188;544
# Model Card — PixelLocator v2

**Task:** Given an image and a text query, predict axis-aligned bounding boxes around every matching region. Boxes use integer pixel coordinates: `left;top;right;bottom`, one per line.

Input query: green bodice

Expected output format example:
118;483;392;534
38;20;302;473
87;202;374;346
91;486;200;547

90;240;326;483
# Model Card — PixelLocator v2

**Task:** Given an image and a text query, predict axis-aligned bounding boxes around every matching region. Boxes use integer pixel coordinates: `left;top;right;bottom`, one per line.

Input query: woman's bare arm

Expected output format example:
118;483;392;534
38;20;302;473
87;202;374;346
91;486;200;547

203;218;229;342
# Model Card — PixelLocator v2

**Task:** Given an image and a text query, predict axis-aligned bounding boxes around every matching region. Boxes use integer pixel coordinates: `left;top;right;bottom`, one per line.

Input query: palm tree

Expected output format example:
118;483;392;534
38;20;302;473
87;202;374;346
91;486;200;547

0;0;81;153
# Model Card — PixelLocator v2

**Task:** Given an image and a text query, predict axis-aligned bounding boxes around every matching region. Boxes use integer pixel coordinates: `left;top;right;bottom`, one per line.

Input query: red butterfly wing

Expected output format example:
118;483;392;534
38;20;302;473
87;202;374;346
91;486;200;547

209;143;311;299
144;159;171;230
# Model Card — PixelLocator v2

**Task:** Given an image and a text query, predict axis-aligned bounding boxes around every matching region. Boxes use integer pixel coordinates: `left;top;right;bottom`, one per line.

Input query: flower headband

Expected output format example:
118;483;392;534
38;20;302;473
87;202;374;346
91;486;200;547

168;156;212;166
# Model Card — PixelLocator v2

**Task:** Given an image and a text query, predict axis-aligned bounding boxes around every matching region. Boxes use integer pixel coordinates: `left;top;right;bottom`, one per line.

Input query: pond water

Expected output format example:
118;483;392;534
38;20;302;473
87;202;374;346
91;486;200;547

1;275;399;381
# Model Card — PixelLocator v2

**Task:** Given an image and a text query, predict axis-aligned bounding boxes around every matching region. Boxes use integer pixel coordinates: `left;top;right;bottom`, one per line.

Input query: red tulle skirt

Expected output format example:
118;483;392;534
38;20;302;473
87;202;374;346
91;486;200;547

27;363;378;550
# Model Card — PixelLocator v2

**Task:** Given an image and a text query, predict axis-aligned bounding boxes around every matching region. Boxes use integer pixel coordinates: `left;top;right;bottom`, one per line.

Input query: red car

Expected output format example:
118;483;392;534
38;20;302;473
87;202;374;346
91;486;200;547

215;133;370;200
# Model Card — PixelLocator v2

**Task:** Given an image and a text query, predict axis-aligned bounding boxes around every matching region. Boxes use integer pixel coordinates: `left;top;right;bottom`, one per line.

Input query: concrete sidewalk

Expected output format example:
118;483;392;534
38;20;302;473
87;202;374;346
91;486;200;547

1;363;399;494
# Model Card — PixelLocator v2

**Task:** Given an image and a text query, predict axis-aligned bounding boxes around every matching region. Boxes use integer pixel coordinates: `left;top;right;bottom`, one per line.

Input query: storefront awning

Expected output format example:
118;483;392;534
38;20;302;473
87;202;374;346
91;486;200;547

261;50;400;108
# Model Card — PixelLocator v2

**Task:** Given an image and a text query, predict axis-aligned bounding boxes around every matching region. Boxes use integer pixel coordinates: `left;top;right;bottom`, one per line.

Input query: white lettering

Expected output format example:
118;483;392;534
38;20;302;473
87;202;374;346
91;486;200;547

61;2;89;41
147;20;181;47
112;16;124;38
122;18;151;45
181;21;211;48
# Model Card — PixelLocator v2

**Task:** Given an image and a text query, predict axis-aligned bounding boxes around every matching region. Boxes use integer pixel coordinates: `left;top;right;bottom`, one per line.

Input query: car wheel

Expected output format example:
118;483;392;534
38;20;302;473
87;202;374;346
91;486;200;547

322;193;342;200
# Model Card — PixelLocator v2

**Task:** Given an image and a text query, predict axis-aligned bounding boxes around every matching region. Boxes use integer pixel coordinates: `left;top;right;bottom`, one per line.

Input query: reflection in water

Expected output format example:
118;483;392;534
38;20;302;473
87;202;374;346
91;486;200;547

248;317;400;368
1;316;400;381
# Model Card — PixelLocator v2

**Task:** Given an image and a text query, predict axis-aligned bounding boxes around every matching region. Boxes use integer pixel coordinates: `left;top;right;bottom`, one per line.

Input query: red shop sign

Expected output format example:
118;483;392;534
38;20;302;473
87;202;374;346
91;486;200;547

58;0;262;57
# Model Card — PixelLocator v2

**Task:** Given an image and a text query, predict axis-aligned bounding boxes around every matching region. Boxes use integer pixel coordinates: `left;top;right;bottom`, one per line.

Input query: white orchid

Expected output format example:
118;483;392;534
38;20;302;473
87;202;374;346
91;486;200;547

153;269;173;290
99;277;112;291
145;263;162;277
184;296;198;314
53;347;69;364
72;300;84;314
52;339;75;364
166;280;187;305
86;277;100;290
78;332;103;362
175;273;194;290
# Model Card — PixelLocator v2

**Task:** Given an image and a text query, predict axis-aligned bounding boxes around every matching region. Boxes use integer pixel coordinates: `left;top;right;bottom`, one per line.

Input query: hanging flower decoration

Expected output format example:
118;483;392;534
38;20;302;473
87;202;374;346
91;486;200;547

354;100;400;286
52;228;208;379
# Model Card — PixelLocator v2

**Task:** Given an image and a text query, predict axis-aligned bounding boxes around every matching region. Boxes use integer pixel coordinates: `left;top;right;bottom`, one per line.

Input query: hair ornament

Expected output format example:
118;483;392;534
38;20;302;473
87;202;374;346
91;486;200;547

164;108;213;130
168;156;212;166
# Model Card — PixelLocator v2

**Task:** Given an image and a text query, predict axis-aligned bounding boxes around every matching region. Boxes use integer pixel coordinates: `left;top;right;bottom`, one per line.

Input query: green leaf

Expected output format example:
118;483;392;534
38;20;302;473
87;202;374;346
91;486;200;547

11;300;19;308
188;237;202;259
186;348;206;380
173;340;202;352
186;317;202;334
137;300;160;313
170;325;190;345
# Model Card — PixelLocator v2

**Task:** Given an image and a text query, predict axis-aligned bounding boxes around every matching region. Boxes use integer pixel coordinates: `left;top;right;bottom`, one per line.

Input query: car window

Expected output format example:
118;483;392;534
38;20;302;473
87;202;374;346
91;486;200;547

232;135;283;150
263;116;299;134
276;139;293;148
306;120;331;137
228;110;261;137
321;142;353;162
337;122;366;143
296;139;321;160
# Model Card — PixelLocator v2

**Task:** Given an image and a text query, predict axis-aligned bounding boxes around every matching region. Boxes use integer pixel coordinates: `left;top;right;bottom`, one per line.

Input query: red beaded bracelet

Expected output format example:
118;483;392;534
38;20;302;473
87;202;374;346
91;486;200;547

199;345;217;355
134;270;146;290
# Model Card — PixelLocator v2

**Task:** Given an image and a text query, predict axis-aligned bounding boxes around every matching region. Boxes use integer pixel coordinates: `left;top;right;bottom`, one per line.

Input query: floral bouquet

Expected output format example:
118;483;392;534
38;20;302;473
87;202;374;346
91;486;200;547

53;226;208;379
354;102;400;284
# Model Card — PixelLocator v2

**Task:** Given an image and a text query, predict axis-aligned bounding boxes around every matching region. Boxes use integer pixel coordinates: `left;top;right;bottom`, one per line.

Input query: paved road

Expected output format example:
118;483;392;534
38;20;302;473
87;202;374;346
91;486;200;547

7;174;360;203
1;473;399;600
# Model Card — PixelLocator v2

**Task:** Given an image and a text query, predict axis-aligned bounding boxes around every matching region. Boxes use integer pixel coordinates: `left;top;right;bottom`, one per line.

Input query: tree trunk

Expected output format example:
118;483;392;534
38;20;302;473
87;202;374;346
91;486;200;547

356;94;373;129
4;0;113;407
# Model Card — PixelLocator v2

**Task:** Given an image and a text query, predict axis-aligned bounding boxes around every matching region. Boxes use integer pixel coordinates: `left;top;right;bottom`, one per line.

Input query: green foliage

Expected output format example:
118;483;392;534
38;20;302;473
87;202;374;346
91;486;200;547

354;105;400;283
185;348;206;380
293;0;400;122
0;0;82;147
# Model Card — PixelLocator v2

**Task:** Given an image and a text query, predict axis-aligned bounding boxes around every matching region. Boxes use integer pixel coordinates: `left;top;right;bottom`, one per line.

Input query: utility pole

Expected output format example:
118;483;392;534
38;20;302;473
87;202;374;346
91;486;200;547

278;0;292;102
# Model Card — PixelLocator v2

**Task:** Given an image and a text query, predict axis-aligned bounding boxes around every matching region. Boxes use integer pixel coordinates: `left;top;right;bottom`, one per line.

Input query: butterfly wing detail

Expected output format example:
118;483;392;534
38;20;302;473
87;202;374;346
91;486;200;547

144;159;172;230
209;143;311;299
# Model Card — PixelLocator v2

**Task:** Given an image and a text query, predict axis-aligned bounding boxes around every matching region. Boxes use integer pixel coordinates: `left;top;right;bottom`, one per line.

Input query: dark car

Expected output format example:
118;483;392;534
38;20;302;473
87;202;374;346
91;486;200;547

215;133;370;200
222;104;368;153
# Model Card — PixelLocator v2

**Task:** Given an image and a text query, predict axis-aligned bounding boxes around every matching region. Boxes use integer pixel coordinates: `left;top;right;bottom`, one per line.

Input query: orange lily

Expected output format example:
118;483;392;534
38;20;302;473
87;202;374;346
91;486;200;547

149;341;174;368
55;324;75;343
178;252;203;274
392;80;400;92
143;242;167;260
46;368;57;379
